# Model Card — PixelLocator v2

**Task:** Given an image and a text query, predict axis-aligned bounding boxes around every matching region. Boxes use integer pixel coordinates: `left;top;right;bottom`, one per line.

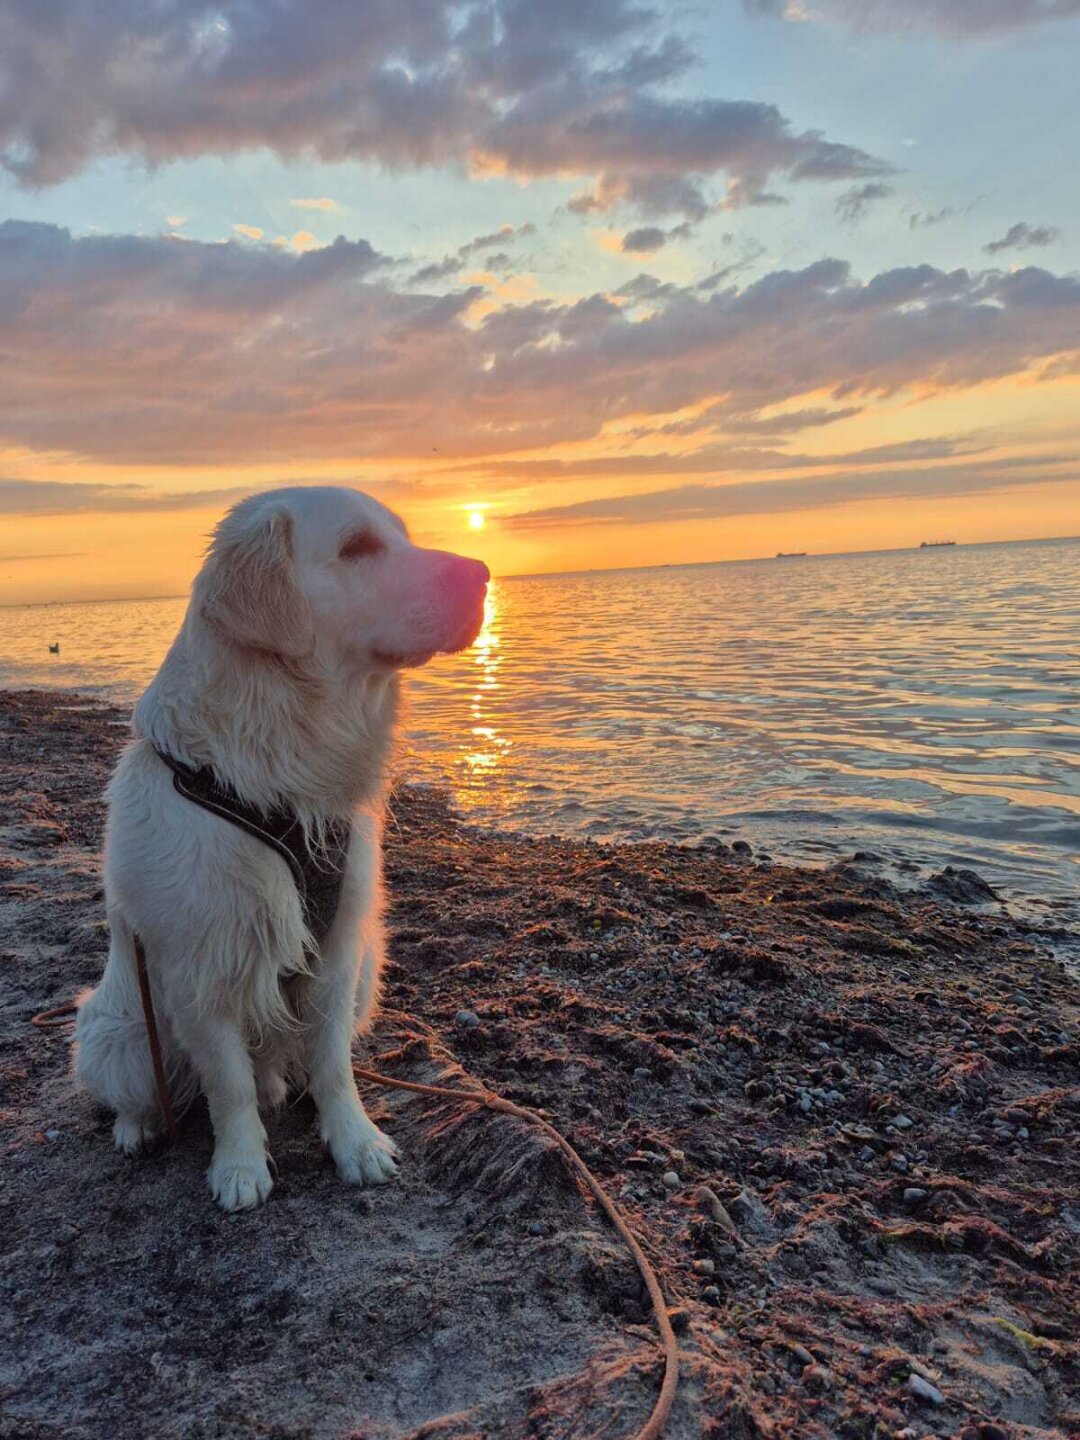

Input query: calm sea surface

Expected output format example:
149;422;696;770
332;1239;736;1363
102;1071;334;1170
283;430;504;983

3;538;1078;922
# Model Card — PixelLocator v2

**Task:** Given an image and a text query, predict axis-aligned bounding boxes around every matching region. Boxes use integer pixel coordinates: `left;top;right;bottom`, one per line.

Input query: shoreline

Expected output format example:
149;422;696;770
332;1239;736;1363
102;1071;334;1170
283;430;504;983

2;688;1078;1438
3;675;1076;935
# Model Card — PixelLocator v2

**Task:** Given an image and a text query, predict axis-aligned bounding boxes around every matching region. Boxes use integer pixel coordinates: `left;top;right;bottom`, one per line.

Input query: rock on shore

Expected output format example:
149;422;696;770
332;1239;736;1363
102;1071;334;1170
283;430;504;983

1;689;1077;1438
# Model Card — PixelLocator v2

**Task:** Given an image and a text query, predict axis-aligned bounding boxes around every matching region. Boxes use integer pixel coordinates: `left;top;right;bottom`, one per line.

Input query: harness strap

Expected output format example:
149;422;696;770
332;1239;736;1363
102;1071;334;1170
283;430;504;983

153;746;307;893
151;745;351;946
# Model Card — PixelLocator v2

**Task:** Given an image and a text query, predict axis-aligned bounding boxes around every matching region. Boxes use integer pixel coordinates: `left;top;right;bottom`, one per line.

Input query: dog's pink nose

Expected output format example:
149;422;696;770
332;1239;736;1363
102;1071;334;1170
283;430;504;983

446;554;490;589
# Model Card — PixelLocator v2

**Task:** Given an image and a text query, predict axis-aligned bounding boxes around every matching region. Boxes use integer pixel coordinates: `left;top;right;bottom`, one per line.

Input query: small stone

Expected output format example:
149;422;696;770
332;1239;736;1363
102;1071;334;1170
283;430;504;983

692;1258;715;1276
798;1095;813;1114
802;1364;832;1391
694;1185;739;1238
859;1145;876;1163
669;1149;685;1162
455;1009;481;1028
44;1129;61;1142
702;1285;721;1303
667;1306;692;1335
730;1188;771;1232
892;1114;914;1130
906;1374;944;1406
791;1343;814;1366
633;1066;652;1078
903;1188;928;1207
891;1153;909;1173
526;1220;545;1236
662;1171;681;1189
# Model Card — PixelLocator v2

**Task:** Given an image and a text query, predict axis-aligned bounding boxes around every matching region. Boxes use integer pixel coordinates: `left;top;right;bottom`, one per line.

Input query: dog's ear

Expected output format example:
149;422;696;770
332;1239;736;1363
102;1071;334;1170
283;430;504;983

200;508;312;658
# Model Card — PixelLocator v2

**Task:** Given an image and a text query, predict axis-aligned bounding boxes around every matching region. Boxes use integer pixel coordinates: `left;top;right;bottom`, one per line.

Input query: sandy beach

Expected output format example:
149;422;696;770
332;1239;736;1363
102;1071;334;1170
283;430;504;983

1;687;1077;1439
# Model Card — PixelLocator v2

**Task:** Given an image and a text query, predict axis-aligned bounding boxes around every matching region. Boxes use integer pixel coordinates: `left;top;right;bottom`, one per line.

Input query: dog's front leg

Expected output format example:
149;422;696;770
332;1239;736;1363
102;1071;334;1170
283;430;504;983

305;933;399;1187
174;1011;272;1211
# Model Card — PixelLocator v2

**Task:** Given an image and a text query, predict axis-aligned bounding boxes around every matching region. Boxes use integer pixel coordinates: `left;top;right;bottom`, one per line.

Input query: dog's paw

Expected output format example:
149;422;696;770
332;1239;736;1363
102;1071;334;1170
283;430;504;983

208;1151;274;1212
329;1120;400;1188
113;1112;161;1154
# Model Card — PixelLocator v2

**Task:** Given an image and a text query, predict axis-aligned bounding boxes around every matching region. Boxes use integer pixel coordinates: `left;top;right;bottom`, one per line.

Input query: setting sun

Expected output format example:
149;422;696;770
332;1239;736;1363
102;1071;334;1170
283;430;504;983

467;509;486;531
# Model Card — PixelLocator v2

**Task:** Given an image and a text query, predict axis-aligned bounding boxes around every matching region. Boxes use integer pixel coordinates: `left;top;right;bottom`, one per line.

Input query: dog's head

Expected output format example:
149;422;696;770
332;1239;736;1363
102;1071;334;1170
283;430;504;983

196;486;489;670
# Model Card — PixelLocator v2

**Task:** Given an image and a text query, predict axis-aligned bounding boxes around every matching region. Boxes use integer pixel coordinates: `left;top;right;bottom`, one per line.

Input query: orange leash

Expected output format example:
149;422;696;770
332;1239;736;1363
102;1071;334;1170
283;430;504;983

33;997;680;1438
353;1065;680;1440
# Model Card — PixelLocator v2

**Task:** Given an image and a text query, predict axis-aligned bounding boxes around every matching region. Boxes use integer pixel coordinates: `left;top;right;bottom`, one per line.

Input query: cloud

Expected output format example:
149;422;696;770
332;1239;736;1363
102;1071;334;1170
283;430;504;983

621;222;693;253
835;182;894;224
0;550;87;563
232;223;264;241
285;230;322;254
411;222;535;285
984;222;1062;254
0;478;255;516
290;198;341;213
454;435;986;483
0;474;423;518
905;197;985;230
3;221;1079;468
721;406;865;434
504;456;1078;529
0;2;888;218
744;0;1080;34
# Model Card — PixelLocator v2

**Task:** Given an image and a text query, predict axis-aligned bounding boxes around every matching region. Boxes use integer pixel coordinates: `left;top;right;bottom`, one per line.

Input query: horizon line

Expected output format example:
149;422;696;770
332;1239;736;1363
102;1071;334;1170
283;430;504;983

3;531;1078;609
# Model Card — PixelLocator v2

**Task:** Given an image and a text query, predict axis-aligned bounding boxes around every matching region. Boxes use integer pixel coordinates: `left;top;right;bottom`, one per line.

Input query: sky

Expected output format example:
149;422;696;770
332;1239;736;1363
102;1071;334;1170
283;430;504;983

1;0;1078;604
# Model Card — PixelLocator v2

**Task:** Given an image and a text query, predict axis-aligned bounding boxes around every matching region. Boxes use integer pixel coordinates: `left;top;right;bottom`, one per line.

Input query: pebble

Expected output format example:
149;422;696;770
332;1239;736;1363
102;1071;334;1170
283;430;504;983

44;1129;61;1142
906;1374;945;1406
633;1066;652;1078
694;1185;739;1237
702;1285;721;1303
798;1095;813;1114
692;1259;715;1276
454;1010;481;1028
892;1114;914;1130
891;1153;909;1173
859;1146;876;1163
662;1171;681;1189
526;1220;545;1236
903;1188;928;1207
791;1344;814;1366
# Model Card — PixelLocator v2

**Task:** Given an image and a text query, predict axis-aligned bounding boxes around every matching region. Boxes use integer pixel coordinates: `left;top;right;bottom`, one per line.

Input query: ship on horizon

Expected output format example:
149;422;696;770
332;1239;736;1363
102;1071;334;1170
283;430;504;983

776;550;808;558
919;540;957;548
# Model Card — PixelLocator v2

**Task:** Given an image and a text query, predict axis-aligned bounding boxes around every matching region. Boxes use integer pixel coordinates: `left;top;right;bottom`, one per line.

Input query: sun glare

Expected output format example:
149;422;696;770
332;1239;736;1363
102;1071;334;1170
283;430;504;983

467;508;486;531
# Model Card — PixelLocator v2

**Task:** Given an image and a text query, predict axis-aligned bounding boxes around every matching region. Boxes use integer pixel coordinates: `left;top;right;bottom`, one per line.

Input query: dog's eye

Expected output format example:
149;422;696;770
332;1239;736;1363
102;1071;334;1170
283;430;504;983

340;531;384;561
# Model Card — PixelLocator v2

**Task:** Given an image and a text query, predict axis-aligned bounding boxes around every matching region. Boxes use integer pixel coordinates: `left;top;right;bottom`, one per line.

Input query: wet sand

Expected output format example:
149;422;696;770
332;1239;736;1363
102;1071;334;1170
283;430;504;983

1;688;1077;1439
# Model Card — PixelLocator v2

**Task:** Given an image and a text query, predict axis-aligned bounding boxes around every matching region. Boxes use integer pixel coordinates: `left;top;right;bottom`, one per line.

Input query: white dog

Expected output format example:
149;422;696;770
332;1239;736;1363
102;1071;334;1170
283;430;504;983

75;486;488;1211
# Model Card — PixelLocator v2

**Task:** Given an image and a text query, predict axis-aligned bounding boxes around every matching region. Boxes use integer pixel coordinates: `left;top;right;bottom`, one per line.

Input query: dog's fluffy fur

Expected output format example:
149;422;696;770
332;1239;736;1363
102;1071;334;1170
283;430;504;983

75;486;488;1210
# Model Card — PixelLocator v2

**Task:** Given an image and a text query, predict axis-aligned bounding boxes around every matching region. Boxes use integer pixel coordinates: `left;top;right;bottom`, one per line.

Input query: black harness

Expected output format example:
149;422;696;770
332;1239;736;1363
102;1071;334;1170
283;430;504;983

153;746;351;945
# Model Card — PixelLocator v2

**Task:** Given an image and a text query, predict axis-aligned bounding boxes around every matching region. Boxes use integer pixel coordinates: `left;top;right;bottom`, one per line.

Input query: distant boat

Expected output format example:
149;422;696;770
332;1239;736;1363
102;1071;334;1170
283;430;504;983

48;642;60;653
776;551;807;558
919;540;956;548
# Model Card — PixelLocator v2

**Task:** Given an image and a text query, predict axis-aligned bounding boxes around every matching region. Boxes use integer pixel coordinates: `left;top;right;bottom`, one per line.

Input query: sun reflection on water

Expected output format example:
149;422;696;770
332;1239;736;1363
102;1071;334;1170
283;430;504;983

463;583;510;774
